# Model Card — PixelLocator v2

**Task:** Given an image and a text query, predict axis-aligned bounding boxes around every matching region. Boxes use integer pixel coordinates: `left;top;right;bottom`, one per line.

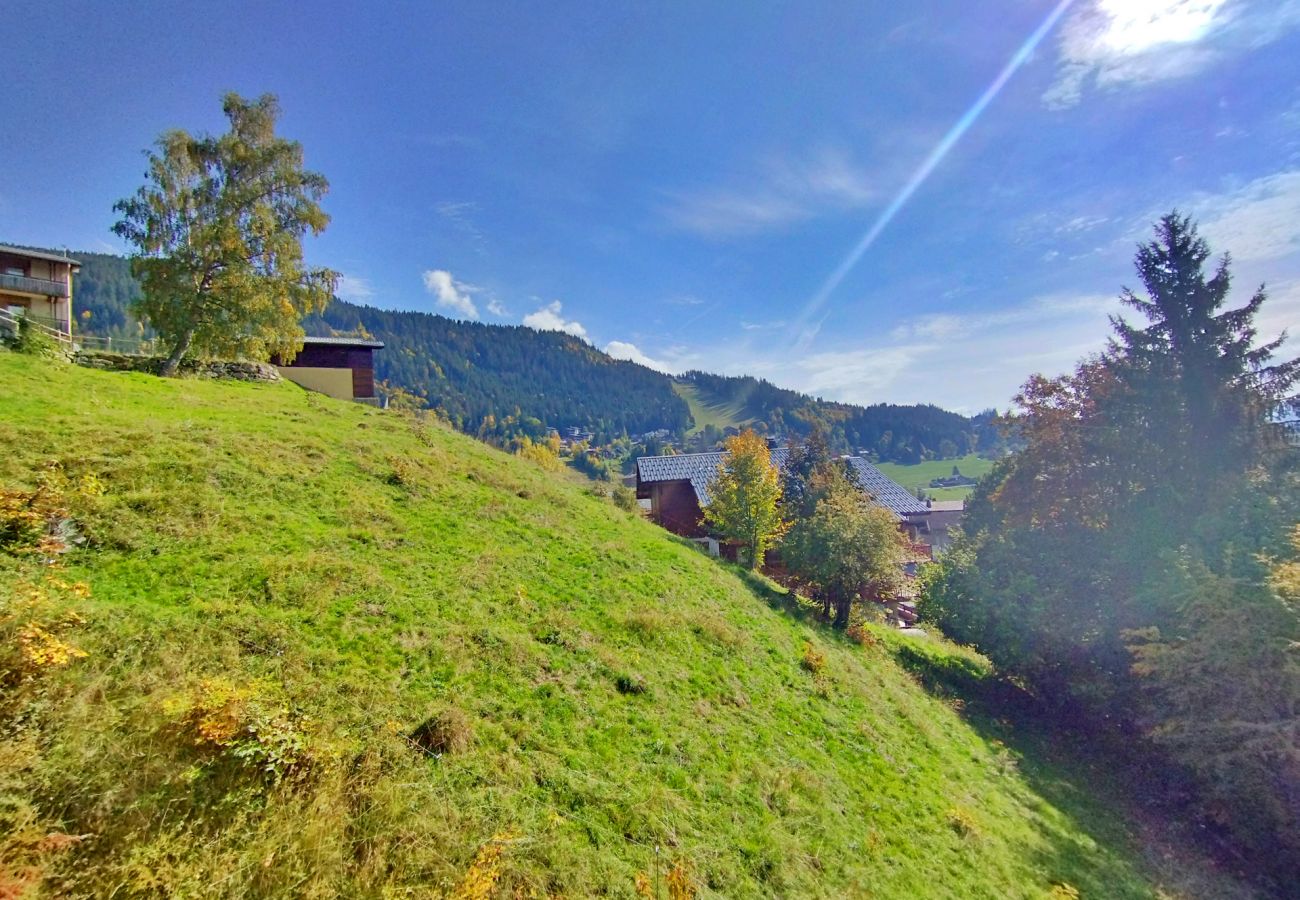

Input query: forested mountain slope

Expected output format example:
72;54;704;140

307;299;691;439
41;248;996;459
0;351;1257;897
677;370;1011;459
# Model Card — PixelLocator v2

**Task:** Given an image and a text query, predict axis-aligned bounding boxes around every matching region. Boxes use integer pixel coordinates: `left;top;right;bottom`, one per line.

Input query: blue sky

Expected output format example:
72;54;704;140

4;0;1299;412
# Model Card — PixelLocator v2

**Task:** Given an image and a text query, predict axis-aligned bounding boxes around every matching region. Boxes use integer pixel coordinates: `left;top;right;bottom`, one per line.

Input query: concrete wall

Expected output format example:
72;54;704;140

277;365;355;400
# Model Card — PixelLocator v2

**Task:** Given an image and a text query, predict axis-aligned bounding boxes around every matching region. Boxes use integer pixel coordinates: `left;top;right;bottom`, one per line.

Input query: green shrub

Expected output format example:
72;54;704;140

800;641;826;675
611;484;638;512
9;318;62;358
615;672;647;695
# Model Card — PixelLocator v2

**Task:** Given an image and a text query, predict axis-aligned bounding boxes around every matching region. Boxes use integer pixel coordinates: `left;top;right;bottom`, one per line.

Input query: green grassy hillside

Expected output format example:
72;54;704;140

875;454;998;501
0;352;1253;898
672;381;758;436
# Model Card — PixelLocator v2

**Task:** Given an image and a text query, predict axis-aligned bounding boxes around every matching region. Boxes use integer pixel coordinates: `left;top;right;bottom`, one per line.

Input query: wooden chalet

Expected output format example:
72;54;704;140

635;449;931;538
273;336;384;405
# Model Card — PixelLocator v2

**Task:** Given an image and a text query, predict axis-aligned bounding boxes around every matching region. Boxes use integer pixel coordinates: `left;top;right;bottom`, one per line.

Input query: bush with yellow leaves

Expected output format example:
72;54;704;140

1;574;91;688
635;858;696;899
799;641;826;676
0;465;103;557
452;830;518;900
165;677;317;784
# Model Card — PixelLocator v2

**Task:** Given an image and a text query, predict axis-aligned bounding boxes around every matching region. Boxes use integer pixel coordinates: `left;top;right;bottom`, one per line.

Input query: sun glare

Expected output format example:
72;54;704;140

1097;0;1229;53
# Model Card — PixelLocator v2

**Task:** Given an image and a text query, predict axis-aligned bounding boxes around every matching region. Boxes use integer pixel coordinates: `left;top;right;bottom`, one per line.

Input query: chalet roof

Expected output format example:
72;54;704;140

301;335;385;349
844;457;931;518
0;244;81;267
636;448;929;519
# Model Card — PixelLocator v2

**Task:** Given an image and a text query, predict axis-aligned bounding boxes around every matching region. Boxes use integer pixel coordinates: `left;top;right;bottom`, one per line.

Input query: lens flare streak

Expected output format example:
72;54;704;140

795;0;1078;341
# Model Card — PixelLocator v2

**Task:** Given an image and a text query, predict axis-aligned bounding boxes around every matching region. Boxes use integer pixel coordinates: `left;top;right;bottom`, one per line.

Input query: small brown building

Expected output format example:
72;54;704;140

274;336;384;405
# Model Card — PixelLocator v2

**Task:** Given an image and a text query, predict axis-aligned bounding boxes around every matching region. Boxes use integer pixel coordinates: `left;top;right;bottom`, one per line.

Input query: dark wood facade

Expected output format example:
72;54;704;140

640;481;706;536
273;337;382;401
636;450;931;541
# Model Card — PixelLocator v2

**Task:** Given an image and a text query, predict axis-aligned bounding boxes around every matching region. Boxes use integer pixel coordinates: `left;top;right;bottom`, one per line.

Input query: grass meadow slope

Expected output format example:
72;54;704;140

0;351;1257;898
672;381;758;437
874;455;998;501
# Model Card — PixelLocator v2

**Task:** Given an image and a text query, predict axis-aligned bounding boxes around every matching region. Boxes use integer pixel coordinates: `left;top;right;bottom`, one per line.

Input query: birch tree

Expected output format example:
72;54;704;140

113;93;336;375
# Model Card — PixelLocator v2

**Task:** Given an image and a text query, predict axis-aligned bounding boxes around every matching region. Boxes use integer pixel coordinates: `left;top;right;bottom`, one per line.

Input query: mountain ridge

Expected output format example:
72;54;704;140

45;247;998;460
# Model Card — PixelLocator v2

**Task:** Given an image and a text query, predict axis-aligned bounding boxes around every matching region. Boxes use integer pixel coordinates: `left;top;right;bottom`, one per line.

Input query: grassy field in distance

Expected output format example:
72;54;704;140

875;453;997;501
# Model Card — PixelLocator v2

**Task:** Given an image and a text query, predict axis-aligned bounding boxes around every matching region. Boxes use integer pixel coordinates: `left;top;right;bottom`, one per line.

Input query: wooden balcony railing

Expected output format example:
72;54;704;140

0;272;70;298
0;308;72;346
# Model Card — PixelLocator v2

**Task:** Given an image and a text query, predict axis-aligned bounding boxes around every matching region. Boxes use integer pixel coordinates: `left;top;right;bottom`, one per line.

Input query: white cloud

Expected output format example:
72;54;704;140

1254;278;1300;348
1043;0;1299;108
1055;214;1111;235
795;346;931;400
522;301;587;338
662;148;876;238
422;269;480;319
762;273;1294;414
435;200;478;218
1193;169;1300;262
677;292;1126;414
435;200;487;249
605;340;672;372
662;191;805;238
486;298;508;317
889;295;1115;343
809;295;1122;411
335;273;374;303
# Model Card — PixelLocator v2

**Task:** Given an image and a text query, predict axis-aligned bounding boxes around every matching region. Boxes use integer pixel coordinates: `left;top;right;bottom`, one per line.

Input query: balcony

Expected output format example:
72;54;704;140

0;272;70;298
0;309;71;344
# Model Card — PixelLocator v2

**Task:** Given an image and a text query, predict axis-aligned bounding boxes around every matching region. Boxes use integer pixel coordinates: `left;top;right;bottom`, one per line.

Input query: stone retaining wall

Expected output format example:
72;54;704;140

73;352;280;383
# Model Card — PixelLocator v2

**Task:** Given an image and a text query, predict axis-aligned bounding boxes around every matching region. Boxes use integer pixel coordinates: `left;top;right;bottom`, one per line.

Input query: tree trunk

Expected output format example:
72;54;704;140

159;329;195;377
833;595;851;630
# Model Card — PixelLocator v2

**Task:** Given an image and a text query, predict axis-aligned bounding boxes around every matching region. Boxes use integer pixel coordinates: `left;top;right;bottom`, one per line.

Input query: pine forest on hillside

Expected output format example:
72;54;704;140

47;249;1000;461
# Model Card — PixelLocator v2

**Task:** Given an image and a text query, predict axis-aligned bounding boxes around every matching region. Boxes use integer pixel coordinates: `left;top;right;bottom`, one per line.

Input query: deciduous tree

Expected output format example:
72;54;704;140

703;430;785;569
921;212;1300;879
113;92;337;376
780;425;836;519
784;475;908;628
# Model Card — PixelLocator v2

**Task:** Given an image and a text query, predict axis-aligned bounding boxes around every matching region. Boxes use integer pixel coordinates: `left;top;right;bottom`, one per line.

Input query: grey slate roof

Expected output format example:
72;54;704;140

301;335;385;349
636;448;789;508
636;448;929;518
0;245;81;267
844;456;930;517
